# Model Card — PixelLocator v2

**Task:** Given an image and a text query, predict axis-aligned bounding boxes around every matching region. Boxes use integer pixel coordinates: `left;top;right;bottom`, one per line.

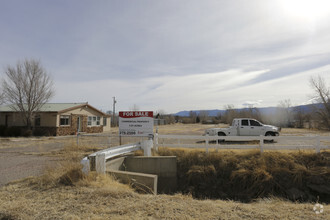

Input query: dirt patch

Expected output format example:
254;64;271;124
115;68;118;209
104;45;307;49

0;152;59;187
0;137;69;187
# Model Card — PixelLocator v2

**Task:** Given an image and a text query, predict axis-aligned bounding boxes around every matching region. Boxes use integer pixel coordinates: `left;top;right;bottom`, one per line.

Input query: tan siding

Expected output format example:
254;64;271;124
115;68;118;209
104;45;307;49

56;115;60;127
39;113;57;127
103;117;111;132
0;113;26;126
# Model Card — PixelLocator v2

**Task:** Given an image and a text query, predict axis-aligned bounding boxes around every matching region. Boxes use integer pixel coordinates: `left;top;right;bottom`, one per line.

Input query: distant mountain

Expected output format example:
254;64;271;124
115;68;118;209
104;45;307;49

174;109;225;117
174;103;322;117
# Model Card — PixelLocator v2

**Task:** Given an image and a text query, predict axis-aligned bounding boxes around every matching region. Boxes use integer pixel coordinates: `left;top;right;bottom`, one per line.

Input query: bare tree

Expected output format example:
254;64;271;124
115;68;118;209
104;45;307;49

189;111;197;123
2;59;54;129
222;104;238;124
293;106;310;128
199;110;209;123
277;99;292;127
310;75;330;129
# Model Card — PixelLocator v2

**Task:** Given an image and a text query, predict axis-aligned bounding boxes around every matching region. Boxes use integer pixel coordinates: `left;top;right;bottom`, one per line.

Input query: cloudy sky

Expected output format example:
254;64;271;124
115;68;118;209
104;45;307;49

1;0;330;113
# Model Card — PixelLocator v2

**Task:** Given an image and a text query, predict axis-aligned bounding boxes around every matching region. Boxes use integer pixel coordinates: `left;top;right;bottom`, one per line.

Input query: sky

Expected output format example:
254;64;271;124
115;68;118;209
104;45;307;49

1;0;330;114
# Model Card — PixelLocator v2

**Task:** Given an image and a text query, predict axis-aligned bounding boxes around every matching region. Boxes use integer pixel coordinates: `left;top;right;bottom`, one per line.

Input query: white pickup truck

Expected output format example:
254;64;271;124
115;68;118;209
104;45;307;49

205;118;280;138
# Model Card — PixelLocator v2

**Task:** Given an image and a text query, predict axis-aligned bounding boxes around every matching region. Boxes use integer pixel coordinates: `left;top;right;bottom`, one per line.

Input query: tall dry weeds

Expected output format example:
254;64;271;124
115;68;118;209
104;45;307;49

30;142;135;197
158;148;330;203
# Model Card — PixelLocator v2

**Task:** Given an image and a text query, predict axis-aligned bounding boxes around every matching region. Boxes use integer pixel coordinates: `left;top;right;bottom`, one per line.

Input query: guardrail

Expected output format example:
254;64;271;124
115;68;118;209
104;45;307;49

154;134;330;153
81;140;153;174
81;134;330;174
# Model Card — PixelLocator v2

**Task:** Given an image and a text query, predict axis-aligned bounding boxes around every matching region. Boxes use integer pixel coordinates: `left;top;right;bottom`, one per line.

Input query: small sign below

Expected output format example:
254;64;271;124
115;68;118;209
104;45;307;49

119;111;154;137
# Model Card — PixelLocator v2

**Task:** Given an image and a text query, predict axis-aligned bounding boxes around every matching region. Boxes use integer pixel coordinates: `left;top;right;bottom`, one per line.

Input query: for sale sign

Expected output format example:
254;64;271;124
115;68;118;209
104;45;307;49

119;111;154;137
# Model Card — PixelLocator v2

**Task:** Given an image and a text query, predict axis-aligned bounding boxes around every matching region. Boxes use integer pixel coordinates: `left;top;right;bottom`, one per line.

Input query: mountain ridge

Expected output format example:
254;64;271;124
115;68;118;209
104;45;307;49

174;103;322;117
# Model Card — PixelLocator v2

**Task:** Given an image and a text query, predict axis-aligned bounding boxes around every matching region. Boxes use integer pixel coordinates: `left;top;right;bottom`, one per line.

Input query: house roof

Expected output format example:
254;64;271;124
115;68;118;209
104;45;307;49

0;103;109;116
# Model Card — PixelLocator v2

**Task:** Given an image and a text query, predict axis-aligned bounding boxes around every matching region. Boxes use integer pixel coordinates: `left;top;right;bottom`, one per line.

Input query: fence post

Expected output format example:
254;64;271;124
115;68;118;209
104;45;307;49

315;136;321;153
216;134;219;152
205;134;209;154
108;135;111;146
154;133;159;151
259;135;264;153
76;133;80;146
142;140;153;156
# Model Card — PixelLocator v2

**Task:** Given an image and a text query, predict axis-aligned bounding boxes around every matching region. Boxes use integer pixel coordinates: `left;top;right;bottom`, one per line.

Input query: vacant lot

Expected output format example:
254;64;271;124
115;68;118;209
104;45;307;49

0;124;329;219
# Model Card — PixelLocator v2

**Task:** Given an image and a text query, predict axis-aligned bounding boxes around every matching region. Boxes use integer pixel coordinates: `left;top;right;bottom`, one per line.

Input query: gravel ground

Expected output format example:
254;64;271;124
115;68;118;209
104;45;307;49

0;152;58;187
0;137;68;187
0;135;114;187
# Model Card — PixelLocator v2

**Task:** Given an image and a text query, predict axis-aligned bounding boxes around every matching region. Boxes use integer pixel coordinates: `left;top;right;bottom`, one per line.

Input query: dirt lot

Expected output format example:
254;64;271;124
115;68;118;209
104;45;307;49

0;137;72;186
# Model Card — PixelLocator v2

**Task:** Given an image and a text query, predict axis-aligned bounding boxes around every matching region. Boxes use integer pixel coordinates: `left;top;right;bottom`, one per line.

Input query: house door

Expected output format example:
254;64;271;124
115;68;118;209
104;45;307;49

77;116;82;132
5;115;9;127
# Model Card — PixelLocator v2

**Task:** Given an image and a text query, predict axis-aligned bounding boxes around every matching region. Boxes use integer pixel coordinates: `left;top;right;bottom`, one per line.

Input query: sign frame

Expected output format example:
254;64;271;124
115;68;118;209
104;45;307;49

118;111;154;138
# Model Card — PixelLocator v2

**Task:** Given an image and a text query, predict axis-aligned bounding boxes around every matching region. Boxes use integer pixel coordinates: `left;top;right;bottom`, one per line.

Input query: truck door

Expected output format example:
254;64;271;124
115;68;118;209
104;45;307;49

249;119;263;136
231;119;239;136
239;119;250;135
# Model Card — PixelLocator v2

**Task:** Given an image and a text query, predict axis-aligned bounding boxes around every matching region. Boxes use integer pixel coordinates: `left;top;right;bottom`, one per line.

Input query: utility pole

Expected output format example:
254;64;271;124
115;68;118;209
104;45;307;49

112;97;117;127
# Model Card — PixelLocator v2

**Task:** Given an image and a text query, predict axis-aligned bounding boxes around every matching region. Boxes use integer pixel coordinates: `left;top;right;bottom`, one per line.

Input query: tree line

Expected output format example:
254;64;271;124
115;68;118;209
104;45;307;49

175;76;330;130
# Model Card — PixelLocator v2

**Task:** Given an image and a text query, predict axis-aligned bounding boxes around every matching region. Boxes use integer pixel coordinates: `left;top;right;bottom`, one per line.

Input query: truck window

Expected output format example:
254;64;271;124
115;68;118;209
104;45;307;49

250;120;261;126
241;119;249;126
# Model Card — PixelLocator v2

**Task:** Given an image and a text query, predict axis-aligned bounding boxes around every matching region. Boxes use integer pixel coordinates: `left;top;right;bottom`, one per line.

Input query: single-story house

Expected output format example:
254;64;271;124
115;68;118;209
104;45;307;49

0;102;111;136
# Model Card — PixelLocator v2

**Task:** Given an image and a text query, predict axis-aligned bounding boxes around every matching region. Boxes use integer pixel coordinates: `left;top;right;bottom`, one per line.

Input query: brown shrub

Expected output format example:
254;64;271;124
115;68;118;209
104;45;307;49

158;148;330;202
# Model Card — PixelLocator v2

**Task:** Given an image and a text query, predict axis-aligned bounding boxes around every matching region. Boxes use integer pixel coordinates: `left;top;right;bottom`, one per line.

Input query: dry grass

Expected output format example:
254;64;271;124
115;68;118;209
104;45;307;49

0;173;329;219
1;125;330;219
158;148;330;203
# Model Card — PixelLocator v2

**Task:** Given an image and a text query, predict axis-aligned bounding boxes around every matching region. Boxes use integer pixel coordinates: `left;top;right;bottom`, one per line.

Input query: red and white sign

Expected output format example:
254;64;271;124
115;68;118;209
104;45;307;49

119;111;154;137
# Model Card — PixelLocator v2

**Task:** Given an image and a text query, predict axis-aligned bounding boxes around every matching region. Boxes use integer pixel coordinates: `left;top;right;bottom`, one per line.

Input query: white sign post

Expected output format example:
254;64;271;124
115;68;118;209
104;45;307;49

119;111;154;138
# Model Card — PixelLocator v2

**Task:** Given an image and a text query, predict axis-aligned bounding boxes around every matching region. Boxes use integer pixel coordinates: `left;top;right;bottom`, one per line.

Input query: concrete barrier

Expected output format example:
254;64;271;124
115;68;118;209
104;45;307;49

123;156;177;193
106;156;177;194
106;156;126;171
107;170;157;195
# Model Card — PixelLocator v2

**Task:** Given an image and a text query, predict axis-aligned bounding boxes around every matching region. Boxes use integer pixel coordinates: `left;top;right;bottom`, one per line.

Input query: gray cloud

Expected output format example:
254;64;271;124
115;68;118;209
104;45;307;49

1;1;330;112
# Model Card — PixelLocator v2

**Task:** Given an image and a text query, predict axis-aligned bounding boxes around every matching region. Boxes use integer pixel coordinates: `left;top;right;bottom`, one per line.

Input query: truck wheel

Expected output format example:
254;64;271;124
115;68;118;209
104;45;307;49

217;132;225;143
265;132;275;143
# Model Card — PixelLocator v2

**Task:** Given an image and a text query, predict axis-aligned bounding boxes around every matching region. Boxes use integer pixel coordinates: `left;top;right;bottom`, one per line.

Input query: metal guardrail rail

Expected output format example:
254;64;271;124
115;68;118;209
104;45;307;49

81;134;330;173
81;140;153;174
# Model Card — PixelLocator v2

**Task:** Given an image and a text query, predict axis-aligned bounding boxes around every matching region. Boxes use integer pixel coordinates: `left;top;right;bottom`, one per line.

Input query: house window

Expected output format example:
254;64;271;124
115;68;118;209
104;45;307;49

35;115;41;126
60;115;70;126
103;117;107;126
88;116;101;126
